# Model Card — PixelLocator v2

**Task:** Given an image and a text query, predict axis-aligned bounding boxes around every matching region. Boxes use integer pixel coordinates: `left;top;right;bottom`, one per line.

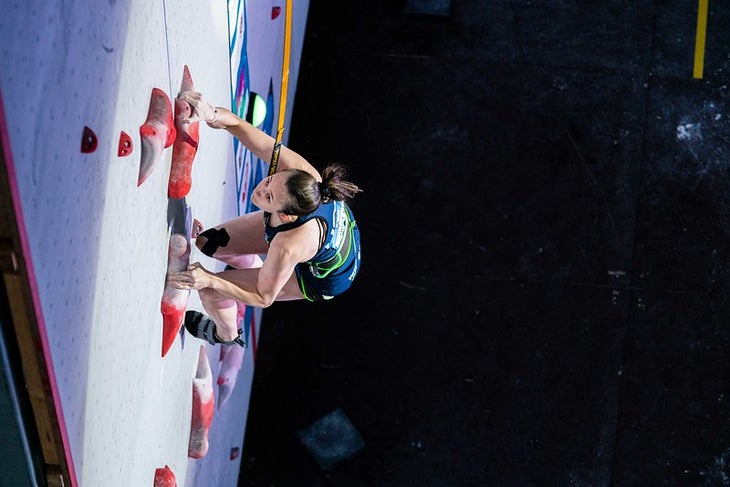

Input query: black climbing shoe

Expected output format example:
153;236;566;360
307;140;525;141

184;310;245;347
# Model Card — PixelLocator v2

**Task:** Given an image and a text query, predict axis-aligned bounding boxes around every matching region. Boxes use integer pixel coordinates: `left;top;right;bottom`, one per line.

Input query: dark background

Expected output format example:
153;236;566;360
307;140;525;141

241;1;730;485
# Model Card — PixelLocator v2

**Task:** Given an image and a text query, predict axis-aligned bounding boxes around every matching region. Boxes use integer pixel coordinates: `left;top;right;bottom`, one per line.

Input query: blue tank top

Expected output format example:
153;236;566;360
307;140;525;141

264;200;357;278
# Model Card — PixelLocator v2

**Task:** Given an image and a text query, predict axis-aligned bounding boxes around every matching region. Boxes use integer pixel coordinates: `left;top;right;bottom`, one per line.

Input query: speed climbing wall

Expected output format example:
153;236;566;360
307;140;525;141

0;0;309;485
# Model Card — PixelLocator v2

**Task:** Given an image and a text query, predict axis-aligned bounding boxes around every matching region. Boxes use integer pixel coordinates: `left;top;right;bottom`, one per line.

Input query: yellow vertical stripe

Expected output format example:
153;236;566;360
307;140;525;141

277;0;293;141
693;0;709;79
268;0;293;176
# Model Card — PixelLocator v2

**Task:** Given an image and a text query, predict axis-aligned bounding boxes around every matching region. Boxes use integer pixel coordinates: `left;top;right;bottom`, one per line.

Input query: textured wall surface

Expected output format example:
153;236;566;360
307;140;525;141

0;1;308;485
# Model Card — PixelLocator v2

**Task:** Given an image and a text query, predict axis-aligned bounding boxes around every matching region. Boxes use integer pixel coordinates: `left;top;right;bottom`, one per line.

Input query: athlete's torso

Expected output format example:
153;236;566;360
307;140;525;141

264;200;352;266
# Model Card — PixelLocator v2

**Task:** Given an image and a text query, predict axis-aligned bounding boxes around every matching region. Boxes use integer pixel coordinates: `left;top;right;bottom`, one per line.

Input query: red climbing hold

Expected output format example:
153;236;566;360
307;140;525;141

189;345;215;459
160;234;191;357
169;65;200;198
81;126;97;153
138;87;176;186
271;6;281;19
117;130;133;157
217;339;244;410
154;465;177;487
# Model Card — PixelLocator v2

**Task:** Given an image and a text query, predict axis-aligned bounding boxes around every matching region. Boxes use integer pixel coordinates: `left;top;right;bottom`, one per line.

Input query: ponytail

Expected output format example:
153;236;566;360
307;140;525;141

319;164;362;202
282;164;362;216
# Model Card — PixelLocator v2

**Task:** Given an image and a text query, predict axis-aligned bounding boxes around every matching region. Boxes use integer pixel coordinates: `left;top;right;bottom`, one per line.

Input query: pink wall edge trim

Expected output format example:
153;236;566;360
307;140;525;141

0;87;79;486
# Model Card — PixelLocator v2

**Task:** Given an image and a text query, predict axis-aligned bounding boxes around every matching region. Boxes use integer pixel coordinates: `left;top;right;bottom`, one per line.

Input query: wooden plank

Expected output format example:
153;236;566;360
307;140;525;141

0;115;72;486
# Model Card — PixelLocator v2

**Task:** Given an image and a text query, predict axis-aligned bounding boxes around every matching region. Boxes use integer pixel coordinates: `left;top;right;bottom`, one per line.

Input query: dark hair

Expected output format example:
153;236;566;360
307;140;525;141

281;164;362;215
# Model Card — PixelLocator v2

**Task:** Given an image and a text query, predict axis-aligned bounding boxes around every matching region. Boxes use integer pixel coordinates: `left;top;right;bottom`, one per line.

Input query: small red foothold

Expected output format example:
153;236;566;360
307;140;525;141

154;465;177;487
117;131;133;157
271;6;281;19
230;447;240;460
81;126;97;153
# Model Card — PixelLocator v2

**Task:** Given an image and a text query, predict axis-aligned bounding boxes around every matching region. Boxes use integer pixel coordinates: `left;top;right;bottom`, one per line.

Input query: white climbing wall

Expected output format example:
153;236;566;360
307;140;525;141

0;0;309;485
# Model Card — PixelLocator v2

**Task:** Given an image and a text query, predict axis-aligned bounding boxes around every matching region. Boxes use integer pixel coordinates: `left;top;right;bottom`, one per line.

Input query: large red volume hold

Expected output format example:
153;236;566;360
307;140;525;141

169;65;200;198
138;87;176;186
217;340;245;410
160;234;190;357
189;345;215;458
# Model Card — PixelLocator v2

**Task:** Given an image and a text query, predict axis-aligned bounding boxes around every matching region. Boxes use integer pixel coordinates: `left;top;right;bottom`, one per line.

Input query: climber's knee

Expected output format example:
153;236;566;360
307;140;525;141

197;227;230;257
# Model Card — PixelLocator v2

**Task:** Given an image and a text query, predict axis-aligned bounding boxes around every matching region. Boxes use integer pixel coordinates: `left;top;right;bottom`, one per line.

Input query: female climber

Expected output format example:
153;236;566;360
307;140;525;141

166;92;362;346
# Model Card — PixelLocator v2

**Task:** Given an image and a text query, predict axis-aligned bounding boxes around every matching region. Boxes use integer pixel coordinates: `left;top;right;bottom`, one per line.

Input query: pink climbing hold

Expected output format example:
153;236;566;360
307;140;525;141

153;465;177;487
138;87;176;186
217;301;246;408
160;234;190;357
118;130;133;157
189;345;215;459
192;218;204;238
81;126;97;153
169;65;200;198
271;6;281;19
217;337;245;410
